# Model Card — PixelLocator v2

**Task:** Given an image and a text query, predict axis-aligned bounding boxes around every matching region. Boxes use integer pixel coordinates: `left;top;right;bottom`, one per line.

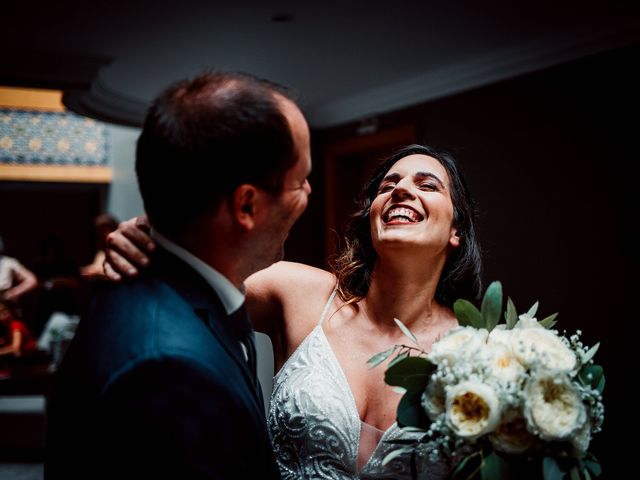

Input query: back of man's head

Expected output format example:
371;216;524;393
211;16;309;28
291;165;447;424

136;71;298;237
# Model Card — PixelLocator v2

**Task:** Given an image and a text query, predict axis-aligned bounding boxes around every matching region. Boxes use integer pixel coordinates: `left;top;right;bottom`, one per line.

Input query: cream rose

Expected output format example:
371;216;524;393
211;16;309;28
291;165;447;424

487;324;516;348
524;373;586;441
421;379;446;421
489;409;538;454
513;327;576;372
483;342;526;384
429;326;488;365
445;381;501;439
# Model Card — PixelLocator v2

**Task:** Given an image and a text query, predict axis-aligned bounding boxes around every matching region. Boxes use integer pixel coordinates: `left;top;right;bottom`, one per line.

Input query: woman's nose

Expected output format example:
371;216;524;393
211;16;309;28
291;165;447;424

391;178;415;200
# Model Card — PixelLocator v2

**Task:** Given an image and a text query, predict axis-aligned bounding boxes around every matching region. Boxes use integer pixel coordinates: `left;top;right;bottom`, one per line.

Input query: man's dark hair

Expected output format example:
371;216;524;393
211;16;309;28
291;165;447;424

136;71;298;236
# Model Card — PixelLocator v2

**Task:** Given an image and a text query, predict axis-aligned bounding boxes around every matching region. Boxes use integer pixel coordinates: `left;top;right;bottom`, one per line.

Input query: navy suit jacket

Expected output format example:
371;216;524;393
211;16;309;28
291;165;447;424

45;248;281;479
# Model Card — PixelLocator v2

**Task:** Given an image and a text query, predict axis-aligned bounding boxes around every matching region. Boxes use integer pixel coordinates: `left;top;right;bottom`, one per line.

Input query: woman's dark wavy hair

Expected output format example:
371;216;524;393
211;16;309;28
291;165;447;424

330;144;482;308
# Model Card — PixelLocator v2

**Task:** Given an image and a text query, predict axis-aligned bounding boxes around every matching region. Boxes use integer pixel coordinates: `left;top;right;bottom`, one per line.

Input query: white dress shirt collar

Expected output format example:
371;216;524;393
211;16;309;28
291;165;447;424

151;228;244;315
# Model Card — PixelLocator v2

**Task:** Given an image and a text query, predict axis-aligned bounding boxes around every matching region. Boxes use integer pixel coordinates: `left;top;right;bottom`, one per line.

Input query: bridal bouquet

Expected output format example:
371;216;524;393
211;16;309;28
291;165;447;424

368;282;604;480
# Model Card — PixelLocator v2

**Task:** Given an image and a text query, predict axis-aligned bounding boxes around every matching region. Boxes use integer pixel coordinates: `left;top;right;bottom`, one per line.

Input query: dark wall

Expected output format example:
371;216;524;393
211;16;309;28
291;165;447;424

310;44;639;478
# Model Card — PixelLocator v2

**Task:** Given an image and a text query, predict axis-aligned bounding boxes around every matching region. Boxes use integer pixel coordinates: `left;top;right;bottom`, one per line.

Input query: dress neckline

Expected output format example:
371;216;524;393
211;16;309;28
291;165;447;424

316;324;399;471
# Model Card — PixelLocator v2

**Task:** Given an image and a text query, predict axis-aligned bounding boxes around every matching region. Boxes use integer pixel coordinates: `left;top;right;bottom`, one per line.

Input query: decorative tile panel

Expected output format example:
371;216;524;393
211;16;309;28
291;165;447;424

0;109;107;166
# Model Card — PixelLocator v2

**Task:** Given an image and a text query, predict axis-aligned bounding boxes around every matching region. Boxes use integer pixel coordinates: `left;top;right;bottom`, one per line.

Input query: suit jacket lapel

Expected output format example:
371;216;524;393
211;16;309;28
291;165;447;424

150;248;265;417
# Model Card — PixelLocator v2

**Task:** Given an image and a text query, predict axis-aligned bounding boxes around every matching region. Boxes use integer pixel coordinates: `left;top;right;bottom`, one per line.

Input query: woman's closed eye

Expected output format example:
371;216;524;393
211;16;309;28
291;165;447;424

377;183;396;194
418;182;439;191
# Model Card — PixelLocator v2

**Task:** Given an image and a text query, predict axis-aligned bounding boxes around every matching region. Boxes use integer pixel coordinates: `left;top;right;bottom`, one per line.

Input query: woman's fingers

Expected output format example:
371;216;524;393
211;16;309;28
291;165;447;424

121;216;155;252
104;246;139;279
104;215;156;279
103;260;122;282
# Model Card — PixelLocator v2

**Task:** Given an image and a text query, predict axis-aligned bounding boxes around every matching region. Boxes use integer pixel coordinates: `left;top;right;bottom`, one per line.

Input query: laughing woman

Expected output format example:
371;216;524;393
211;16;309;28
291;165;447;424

106;144;482;479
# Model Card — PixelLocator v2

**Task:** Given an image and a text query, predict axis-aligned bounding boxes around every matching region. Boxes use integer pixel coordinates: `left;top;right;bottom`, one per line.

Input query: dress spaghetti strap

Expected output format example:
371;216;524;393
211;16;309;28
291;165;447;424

318;286;338;326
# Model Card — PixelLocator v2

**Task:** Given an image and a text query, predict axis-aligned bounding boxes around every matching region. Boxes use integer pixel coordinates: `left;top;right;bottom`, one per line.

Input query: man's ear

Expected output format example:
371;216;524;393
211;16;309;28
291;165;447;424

233;184;260;230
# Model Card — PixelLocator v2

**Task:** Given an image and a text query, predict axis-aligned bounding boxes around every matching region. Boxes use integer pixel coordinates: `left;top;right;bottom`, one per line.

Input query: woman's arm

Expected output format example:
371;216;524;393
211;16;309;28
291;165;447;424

0;329;21;357
246;261;336;350
4;262;38;302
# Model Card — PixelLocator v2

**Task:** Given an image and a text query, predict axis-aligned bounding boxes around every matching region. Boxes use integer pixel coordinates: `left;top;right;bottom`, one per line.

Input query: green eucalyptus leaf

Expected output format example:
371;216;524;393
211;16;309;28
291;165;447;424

394;318;419;345
584;459;601;476
381;446;414;466
367;346;397;368
481;452;512;480
581;342;600;364
454;299;483;328
570;466;581;480
400;426;426;433
543;457;564;480
505;297;518;329
396;389;431;428
385;438;418;445
385;356;434;392
387;352;410;368
453;451;483;480
578;364;605;392
538;312;558;329
481;281;503;332
386;359;435;430
527;301;539;318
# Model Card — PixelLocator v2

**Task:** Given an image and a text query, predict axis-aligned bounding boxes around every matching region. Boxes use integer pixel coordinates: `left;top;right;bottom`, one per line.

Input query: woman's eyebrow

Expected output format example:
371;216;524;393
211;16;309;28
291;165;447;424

381;172;401;183
414;171;445;188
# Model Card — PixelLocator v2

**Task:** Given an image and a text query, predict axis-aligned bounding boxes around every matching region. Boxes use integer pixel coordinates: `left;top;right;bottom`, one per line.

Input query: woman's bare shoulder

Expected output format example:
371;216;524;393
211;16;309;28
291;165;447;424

246;261;336;300
245;261;336;339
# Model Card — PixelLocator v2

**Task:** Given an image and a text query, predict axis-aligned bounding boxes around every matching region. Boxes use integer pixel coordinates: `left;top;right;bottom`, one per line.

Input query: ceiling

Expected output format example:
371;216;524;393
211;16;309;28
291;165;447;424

3;1;640;128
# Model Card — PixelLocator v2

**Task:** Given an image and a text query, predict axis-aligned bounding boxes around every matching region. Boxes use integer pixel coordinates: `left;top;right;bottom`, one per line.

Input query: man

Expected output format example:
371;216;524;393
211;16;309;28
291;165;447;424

45;72;311;479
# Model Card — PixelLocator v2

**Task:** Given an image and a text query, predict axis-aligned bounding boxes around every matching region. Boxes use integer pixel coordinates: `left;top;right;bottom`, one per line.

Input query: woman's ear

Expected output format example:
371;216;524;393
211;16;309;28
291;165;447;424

449;227;461;249
233;184;259;231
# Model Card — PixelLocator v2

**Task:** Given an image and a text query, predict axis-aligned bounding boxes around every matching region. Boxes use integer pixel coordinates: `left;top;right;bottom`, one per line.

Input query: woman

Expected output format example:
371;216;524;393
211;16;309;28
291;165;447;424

106;144;482;479
0;298;37;359
0;236;38;303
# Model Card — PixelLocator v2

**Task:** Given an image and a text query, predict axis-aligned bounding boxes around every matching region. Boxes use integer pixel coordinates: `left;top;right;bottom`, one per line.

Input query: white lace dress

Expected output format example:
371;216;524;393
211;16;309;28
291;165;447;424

268;290;450;479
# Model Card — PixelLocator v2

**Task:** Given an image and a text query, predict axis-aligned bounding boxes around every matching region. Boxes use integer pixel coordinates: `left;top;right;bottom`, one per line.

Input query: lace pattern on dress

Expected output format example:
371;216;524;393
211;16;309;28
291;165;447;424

268;289;449;479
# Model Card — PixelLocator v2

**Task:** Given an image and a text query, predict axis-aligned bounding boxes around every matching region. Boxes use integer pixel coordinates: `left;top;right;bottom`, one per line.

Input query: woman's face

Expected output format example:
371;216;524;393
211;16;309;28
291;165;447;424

370;154;459;257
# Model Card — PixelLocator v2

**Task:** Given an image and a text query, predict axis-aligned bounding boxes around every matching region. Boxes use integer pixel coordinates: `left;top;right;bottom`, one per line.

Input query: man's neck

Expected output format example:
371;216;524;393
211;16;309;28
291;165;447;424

151;229;245;314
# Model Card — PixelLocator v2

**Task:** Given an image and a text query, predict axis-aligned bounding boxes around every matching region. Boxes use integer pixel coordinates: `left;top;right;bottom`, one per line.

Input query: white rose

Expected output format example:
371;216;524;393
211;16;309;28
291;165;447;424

513;328;576;372
483;342;526;384
489;409;538;454
445;381;501;440
429;326;488;365
487;324;516;348
524;373;586;441
421;379;446;421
